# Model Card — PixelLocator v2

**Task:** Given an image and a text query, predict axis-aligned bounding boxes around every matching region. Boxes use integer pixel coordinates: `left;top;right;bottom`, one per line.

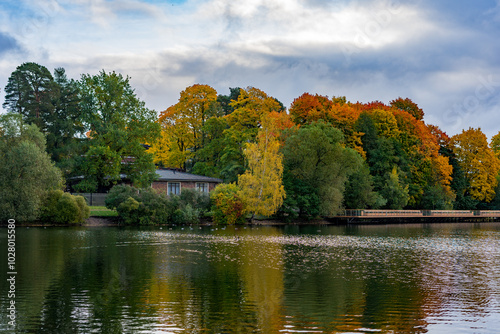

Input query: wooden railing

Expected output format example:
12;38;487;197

341;210;500;218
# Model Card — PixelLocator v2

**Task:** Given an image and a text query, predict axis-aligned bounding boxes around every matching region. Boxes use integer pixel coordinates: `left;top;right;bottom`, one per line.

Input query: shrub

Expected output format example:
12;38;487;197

210;183;246;225
117;197;141;225
40;190;90;224
106;185;213;225
74;195;91;222
171;204;201;225
105;184;140;210
179;188;211;214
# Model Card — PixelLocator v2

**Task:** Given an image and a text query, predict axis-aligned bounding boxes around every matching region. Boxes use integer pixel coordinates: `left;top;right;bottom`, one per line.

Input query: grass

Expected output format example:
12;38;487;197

90;206;119;217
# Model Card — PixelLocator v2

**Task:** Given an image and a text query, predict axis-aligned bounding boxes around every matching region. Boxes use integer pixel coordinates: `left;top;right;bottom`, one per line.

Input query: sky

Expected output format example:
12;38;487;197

1;0;500;138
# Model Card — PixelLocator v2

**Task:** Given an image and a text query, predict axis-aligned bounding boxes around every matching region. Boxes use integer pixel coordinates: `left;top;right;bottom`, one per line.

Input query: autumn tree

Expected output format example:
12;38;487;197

226;87;284;133
451;128;500;202
210;183;246;225
390;97;424;120
327;101;365;157
221;87;285;182
238;115;286;219
154;84;219;169
492;132;500;159
288;93;333;125
392;109;454;208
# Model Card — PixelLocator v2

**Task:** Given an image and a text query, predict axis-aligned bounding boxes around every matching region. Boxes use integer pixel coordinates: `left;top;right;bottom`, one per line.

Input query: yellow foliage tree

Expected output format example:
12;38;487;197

452;128;500;202
148;131;173;166
369;108;400;138
226;87;284;132
492;132;500;159
238;115;286;218
155;84;218;168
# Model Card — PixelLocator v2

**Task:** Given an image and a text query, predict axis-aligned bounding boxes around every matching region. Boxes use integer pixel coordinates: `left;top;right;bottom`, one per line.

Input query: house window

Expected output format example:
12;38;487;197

196;182;209;193
168;182;181;195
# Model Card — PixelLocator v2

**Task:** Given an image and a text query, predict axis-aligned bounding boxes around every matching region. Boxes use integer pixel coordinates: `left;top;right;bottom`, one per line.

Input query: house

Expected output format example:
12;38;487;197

152;169;223;195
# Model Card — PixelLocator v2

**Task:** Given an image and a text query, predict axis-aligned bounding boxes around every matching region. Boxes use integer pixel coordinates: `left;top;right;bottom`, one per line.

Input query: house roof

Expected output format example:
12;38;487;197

155;169;223;183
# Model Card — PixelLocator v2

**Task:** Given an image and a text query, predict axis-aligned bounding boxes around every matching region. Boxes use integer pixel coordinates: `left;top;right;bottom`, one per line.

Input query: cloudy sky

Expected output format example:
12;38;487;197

1;0;500;138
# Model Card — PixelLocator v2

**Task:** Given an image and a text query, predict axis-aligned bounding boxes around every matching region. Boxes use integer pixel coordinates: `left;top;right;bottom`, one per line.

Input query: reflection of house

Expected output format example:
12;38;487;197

152;169;223;195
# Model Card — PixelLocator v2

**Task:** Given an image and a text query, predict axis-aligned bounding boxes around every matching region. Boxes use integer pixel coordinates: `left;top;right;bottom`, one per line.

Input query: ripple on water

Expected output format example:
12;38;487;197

3;226;499;333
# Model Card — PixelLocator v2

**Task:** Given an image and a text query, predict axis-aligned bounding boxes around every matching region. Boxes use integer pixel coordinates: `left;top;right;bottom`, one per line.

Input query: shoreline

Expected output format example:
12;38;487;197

2;215;500;227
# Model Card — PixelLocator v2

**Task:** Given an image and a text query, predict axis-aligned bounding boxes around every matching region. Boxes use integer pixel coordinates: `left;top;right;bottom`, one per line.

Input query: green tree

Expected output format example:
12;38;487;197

192;116;229;178
279;169;321;220
76;70;160;191
380;167;410;209
3;63;85;176
282;121;362;216
72;145;122;193
344;162;385;209
356;111;415;209
0;114;63;222
47;68;84;167
217;87;242;115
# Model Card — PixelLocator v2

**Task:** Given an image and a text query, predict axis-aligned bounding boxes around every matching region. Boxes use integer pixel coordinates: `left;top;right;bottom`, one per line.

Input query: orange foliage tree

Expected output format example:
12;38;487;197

288;93;333;125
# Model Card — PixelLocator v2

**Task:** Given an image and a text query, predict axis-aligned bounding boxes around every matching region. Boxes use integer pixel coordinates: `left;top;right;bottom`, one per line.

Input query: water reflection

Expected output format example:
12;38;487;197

1;224;499;333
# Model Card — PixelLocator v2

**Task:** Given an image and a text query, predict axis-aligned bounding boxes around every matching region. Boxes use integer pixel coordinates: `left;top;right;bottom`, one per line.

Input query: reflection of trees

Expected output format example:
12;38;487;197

0;228;85;331
145;232;260;332
238;229;284;333
6;225;499;333
144;228;285;332
281;236;431;333
20;229;156;333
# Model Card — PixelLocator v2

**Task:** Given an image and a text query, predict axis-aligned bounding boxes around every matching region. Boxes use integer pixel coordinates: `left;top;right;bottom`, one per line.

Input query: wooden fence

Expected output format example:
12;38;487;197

71;193;108;206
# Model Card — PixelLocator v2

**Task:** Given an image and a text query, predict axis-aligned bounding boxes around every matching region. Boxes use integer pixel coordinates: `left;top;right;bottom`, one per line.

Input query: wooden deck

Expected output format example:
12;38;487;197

330;210;500;224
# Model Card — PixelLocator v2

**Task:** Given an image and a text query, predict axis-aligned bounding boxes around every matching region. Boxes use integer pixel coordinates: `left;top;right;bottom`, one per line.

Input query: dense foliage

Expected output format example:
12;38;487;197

105;185;210;225
0;114;63;222
210;183;246;225
3;61;500;223
40;190;90;224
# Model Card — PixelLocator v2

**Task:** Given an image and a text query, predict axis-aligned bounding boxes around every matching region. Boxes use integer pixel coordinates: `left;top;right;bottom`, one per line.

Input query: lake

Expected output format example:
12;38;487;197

1;223;499;333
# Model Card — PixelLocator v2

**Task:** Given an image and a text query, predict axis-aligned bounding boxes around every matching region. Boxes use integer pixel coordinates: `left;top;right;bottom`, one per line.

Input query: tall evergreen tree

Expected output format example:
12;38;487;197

3;63;85;171
3;62;57;130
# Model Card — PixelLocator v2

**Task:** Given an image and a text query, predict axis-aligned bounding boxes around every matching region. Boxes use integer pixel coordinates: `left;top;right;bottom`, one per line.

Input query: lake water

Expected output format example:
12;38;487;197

1;223;499;333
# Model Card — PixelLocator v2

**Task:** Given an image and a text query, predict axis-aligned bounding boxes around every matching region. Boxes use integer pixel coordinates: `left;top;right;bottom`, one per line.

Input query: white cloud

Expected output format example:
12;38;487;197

195;0;436;57
1;0;499;138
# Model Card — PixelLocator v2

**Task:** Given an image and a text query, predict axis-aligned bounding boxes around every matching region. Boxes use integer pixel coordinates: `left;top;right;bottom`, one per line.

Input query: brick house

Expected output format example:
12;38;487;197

152;169;223;195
